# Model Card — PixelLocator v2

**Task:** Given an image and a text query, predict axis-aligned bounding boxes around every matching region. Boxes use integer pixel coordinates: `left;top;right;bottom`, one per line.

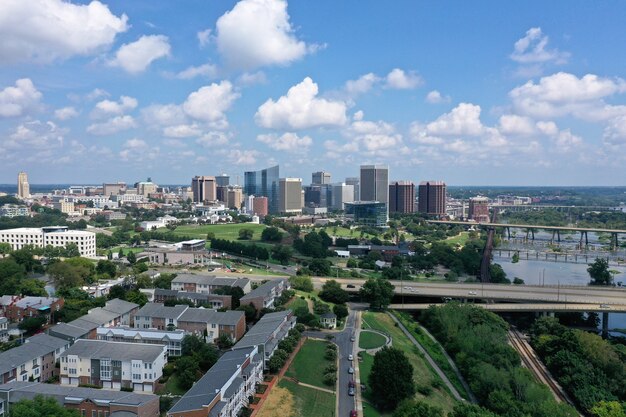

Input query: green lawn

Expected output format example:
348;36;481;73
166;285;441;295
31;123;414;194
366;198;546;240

360;312;457;414
286;296;308;312
160;373;187;395
358;331;387;350
159;223;268;241
313;226;378;239
284;339;331;388
278;379;335;417
444;232;470;247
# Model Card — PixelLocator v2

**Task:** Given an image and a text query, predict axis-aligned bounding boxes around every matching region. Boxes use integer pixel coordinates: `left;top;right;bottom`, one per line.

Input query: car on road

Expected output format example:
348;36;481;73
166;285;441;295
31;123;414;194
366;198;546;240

600;304;611;309
404;286;411;290
348;387;355;396
348;354;353;361
348;367;354;374
350;411;357;417
347;284;355;288
468;291;477;295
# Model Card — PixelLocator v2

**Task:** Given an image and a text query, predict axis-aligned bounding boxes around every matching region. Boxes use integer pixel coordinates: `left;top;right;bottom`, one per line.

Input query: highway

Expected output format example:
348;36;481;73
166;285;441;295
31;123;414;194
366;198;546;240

390;303;626;313
426;220;626;234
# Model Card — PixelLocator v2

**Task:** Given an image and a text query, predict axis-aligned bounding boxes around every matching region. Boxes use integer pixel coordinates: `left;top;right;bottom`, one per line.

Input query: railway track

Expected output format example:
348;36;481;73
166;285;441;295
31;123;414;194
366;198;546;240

507;328;579;411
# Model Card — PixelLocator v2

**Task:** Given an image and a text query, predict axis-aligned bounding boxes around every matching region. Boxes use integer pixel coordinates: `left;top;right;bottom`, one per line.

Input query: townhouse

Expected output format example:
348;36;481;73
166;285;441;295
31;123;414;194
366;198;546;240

59;339;167;393
0;333;69;383
239;278;291;312
170;274;251;294
97;326;185;357
153;288;232;309
1;296;64;323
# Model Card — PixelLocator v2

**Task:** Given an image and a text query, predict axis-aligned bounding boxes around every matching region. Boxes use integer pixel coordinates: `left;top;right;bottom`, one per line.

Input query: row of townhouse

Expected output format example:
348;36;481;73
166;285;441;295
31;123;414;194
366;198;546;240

132;303;245;343
0;296;64;323
59;339;167;393
97;326;185;357
239;278;291;313
170;274;251;294
152;288;232;309
0;333;69;384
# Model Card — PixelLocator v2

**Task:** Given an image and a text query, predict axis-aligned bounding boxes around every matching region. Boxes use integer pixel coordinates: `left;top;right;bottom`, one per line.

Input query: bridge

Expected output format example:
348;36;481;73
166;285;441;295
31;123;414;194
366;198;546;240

390;303;626;313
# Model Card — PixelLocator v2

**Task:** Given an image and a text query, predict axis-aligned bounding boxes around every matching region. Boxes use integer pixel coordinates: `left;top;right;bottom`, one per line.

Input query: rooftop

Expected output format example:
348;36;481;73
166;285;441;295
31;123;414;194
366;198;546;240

240;279;288;302
60;339;166;362
0;334;69;375
134;303;189;320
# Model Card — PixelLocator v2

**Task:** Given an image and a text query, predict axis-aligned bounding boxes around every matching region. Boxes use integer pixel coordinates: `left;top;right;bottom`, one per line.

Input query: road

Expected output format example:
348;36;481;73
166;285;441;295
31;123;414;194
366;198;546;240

305;305;361;417
391;302;626;313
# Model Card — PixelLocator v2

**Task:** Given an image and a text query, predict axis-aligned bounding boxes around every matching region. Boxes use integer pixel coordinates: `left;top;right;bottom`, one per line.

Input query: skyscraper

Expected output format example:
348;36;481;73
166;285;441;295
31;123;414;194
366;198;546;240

389;181;415;214
191;176;216;203
17;172;30;199
216;174;230;187
312;171;331;185
279;178;303;214
331;183;355;210
469;196;490;222
418;181;447;216
244;165;279;214
345;177;360;201
360;165;388;204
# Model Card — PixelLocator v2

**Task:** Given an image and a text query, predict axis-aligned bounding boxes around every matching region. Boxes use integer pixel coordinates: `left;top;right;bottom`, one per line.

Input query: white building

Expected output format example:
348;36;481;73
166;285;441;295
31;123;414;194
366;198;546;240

278;178;303;214
0;205;29;217
52;201;75;215
332;183;355;210
0;226;97;257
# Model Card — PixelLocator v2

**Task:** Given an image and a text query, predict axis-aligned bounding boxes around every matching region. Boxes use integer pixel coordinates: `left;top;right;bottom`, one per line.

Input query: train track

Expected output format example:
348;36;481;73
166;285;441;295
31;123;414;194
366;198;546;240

507;328;579;411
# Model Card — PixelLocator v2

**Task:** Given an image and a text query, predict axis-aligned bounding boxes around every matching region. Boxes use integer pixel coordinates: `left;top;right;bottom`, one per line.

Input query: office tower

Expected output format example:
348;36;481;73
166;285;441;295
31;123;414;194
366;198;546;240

227;187;243;210
331;183;355;211
252;197;268;217
469;196;490;222
136;179;157;197
102;182;125;197
244;165;279;214
244;195;255;213
278;178;303;214
216;174;230;187
345;177;360;201
303;184;332;208
216;186;228;203
418;181;447;216
345;202;387;227
389;181;416;214
312;171;331;185
191;176;217;203
17;172;30;199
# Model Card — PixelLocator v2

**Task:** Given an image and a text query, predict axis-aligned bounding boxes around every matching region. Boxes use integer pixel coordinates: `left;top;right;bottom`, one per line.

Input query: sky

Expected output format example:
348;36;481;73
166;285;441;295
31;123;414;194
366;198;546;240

1;0;626;186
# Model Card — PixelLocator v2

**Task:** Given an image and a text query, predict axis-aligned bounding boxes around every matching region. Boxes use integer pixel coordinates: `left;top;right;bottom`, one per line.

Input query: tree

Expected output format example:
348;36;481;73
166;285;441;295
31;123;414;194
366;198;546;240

107;285;126;300
319;280;349;304
589;401;626;417
0;242;12;255
308;258;331;276
236;304;257;321
63;243;81;258
359;278;394;310
176;356;200;390
238;228;254;240
369;347;415;410
588;258;613;285
48;262;85;290
206;232;216;240
289;275;314;292
271;245;292;265
18;316;47;333
126;251;137;265
449;404;499;417
9;395;80;417
333;303;349;320
96;259;117;278
261;227;283;242
217;334;234;349
393;400;444;417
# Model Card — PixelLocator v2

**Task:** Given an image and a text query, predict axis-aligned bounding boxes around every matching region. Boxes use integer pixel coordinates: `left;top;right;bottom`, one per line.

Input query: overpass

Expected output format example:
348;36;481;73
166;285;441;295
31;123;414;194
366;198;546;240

390;303;626;313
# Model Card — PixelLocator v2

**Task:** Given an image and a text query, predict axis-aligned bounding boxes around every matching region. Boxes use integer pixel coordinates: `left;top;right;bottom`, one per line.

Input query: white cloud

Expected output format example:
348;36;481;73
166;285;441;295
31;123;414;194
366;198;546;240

0;79;42;117
0;0;127;64
197;28;212;47
86;88;109;101
5;120;64;150
510;72;626;120
109;35;171;74
345;73;380;95
510;27;569;64
255;77;347;130
553;129;582;151
426;103;485;136
123;138;148;149
498;114;536;136
54;106;79;120
425;90;451;104
141;104;187;127
183;81;240;126
215;0;312;70
176;63;218;80
87;115;137;135
92;96;137;118
257;132;312;152
196;131;232;147
163;124;202;138
238;71;267;86
228;149;260;165
604;115;626;145
385;68;422;89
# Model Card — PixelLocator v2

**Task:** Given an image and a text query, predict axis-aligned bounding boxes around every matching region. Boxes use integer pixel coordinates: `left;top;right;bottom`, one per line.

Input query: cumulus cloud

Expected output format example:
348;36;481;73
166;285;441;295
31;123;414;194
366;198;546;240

426;103;485;136
345;73;381;95
87;115;137;135
257;132;312;152
176;63;218;80
0;0;127;64
163;124;202;138
5;120;65;150
91;96;137;118
228;149;260;165
196;131;232;147
197;28;213;47
385;68;422;89
604;115;626;145
255;77;347;130
425;90;451;104
510;27;569;65
0;78;42;118
182;81;240;126
238;71;267;85
109;35;171;74
215;0;312;70
498;114;536;136
141;104;187;127
54;106;79;120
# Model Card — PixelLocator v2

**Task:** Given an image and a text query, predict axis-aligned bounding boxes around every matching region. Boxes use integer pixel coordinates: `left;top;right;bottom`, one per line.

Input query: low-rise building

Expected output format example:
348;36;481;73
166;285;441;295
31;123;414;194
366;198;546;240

2;296;63;324
59;339;167;392
0;333;69;383
170;274;251;294
239;278;290;313
153;289;232;309
167;346;262;417
97;326;185;357
0;318;7;343
233;310;296;369
0;382;160;417
0;226;96;257
0;205;29;217
320;312;337;329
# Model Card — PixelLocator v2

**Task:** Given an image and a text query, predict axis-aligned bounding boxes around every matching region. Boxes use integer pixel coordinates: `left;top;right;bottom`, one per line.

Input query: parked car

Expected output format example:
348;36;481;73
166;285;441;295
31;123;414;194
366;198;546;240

348;354;353;361
350;335;355;342
468;291;477;295
348;387;355;396
348;367;354;374
347;284;355;288
350;411;357;417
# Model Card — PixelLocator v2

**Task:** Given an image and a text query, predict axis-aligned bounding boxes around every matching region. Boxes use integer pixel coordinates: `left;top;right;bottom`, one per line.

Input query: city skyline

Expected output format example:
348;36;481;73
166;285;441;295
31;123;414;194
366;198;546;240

1;1;626;185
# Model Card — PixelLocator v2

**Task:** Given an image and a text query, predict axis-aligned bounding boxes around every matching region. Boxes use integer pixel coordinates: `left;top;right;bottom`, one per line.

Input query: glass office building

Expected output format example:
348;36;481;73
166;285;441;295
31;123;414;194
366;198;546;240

345;201;388;227
244;165;279;214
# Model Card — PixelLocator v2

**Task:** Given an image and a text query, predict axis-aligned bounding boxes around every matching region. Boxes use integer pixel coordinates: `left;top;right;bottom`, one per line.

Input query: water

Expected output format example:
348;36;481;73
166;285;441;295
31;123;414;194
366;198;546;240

496;255;626;332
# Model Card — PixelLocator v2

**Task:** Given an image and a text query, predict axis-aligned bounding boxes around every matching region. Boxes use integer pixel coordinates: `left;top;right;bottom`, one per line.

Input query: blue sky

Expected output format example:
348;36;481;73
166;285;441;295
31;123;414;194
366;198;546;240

1;0;626;186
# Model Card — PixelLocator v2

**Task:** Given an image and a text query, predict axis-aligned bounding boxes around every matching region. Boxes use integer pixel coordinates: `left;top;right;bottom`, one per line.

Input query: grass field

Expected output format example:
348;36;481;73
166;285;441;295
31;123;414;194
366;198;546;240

286;296;308;312
444;232;470;246
284;339;331;388
160;223;268;241
160;373;187;395
313;226;378;239
360;312;457;414
358;331;387;350
278;380;335;417
359;353;385;417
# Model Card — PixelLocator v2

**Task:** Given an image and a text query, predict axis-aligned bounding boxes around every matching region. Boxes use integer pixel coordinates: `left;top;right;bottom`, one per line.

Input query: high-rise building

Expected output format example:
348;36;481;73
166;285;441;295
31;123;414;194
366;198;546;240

389;181;416;214
17;172;30;199
216;174;230;187
303;184;332;208
469;196;490;222
227;187;243;210
191;176;217;203
331;183;354;211
136;179;157;197
244;165;279;214
216;186;228;203
345;202;387;227
244;195;255;213
278;178;303;214
418;181;447;216
345;177;360;202
252;197;268;217
312;171;331;185
360;165;389;222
